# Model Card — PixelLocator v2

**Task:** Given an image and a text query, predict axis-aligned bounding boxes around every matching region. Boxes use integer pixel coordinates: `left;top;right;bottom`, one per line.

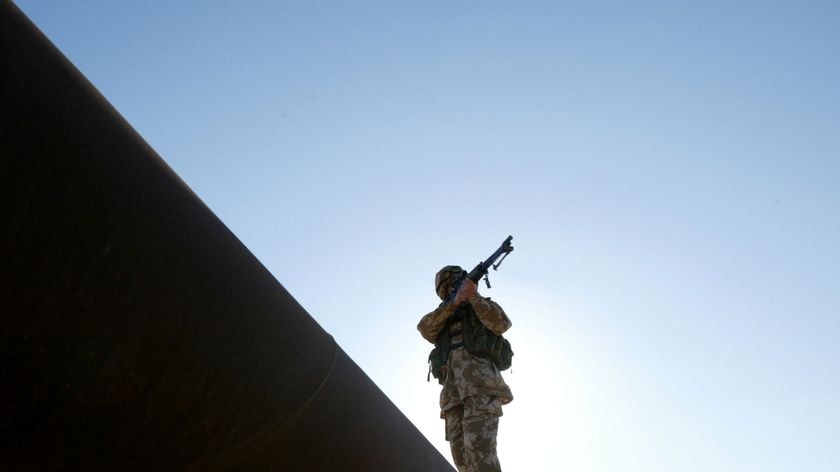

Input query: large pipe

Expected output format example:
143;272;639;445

0;2;452;470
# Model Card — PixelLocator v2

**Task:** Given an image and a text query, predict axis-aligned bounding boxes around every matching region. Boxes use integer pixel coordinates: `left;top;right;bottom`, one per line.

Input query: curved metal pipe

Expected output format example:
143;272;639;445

0;2;452;470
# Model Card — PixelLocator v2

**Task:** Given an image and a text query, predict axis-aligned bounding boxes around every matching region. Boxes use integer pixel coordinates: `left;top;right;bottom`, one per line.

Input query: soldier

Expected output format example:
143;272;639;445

418;265;513;472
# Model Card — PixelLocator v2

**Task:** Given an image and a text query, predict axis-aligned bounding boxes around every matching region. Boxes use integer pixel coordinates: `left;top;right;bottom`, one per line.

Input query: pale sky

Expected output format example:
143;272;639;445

15;1;840;470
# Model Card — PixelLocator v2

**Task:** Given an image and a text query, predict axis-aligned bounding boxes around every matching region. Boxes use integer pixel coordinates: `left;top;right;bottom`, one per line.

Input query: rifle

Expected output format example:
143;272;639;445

444;235;514;304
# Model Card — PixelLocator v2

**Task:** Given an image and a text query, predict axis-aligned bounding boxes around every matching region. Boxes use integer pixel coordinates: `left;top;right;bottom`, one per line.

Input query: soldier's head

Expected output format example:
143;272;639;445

435;265;466;300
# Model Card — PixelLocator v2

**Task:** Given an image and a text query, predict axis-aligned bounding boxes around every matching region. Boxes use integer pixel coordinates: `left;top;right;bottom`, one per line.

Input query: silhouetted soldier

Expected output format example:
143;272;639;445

418;265;513;472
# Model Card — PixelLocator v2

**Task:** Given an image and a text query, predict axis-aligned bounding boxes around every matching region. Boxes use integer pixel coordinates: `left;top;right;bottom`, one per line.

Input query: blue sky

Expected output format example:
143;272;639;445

15;1;840;470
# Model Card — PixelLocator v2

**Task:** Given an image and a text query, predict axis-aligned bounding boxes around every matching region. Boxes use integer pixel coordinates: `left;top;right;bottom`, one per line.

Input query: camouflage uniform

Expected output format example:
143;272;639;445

418;270;512;472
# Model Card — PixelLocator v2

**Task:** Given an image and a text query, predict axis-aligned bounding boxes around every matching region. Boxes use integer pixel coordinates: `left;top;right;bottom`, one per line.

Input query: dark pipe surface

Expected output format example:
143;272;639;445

0;2;452;470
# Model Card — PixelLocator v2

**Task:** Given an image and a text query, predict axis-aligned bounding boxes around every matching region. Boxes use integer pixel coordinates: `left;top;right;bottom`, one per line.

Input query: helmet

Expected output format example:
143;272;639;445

435;265;465;300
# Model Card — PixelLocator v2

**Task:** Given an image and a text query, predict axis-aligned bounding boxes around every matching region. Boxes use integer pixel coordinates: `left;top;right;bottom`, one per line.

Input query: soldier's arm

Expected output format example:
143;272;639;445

469;294;512;335
417;303;456;343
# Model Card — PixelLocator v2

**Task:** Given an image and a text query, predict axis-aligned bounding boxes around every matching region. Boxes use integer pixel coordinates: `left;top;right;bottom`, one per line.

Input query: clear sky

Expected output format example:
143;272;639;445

15;1;840;470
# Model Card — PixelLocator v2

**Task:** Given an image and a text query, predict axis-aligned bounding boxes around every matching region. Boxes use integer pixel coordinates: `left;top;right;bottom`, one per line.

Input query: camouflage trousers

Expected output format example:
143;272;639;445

444;394;503;472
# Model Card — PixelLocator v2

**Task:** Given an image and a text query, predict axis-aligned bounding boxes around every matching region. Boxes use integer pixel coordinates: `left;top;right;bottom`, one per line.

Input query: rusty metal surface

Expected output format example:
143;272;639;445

0;2;451;470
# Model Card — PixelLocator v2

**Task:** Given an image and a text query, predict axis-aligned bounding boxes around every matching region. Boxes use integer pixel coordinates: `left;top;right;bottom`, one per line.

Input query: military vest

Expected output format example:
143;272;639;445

427;303;513;383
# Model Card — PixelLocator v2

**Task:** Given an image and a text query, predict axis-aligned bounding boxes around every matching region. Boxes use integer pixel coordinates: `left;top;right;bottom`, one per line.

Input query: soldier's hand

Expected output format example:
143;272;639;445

452;279;477;305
